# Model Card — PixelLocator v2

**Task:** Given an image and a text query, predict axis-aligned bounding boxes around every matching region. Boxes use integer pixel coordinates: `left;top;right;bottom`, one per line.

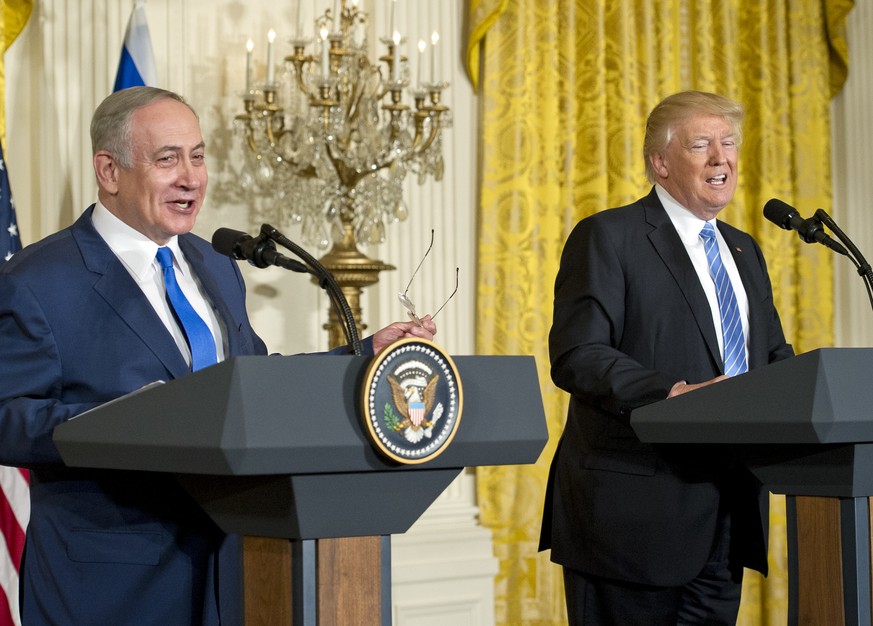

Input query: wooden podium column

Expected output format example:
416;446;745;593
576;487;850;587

243;536;386;626
244;537;292;624
316;536;384;624
788;496;873;625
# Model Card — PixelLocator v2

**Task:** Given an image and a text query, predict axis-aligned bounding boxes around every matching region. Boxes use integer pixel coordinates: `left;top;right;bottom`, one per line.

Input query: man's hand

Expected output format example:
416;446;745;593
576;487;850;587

372;315;437;354
668;375;729;398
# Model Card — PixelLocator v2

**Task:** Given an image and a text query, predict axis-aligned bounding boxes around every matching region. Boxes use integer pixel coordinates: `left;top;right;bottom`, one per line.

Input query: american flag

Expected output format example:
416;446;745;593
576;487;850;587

2;3;35;622
0;139;27;626
1;142;20;260
0;469;27;626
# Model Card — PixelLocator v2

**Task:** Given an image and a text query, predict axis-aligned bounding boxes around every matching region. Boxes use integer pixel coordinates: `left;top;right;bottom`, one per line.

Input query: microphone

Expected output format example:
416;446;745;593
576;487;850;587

765;202;873;315
763;199;848;255
211;228;310;273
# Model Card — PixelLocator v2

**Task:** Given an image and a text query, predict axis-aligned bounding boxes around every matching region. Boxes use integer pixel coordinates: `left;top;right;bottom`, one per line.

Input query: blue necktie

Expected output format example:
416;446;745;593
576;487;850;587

156;247;217;371
699;223;748;376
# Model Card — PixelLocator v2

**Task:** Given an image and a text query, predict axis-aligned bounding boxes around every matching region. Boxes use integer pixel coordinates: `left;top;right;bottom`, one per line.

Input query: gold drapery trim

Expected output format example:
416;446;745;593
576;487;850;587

825;0;852;96
1;0;33;144
2;0;31;50
465;0;507;89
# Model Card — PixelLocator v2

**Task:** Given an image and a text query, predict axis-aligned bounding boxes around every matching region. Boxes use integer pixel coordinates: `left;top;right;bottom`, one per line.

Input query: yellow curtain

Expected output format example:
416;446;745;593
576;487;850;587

469;1;852;624
0;0;33;145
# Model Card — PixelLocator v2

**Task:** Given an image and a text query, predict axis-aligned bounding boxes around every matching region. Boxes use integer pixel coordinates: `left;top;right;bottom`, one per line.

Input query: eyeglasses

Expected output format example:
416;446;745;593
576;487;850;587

397;229;459;326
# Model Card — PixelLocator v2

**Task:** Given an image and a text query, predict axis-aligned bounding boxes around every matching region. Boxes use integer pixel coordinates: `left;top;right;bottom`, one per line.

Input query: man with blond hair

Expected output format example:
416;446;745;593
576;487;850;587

541;91;793;624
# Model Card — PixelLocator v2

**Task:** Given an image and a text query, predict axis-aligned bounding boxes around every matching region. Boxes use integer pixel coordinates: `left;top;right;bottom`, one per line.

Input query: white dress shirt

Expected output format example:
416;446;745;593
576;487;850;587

91;202;227;366
656;185;750;364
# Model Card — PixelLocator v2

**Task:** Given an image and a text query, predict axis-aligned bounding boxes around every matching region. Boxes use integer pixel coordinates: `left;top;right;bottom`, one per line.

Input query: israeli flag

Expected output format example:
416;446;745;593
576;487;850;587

113;1;157;91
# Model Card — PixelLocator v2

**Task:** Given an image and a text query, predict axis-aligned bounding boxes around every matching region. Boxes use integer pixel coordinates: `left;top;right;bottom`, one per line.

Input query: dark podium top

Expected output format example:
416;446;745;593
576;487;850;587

54;354;548;539
631;348;873;497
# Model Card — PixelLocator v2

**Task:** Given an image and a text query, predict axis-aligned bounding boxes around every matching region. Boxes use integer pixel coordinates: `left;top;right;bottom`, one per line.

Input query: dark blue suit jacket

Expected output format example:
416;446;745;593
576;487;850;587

0;207;268;624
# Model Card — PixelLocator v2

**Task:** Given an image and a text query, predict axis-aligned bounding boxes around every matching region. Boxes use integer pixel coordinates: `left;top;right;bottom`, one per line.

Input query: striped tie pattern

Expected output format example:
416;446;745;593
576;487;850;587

156;247;217;372
699;223;748;376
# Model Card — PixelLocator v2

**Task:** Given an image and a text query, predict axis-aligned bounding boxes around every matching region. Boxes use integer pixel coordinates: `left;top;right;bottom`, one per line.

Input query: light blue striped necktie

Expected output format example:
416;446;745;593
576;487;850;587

156;246;217;372
699;223;748;376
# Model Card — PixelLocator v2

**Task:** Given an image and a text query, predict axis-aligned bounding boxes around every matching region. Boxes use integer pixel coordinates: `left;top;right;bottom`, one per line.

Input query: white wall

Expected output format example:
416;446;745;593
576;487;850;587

832;1;873;348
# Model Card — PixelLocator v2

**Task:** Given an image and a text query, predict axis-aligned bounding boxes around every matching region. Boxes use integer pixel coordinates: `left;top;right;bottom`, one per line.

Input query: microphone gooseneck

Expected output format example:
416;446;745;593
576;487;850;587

211;225;362;355
813;208;873;293
763;199;873;313
260;224;363;357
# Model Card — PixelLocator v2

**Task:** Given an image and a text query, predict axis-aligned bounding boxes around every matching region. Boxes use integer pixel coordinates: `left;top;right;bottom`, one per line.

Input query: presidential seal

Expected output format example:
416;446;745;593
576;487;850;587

361;338;463;464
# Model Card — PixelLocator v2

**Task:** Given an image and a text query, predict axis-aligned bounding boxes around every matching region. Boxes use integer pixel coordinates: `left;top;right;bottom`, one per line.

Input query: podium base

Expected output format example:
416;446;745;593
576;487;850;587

243;536;390;626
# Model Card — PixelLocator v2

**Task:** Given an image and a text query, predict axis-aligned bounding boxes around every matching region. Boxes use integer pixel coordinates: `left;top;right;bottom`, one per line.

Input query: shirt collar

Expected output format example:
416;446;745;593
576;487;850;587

655;184;713;246
91;202;184;280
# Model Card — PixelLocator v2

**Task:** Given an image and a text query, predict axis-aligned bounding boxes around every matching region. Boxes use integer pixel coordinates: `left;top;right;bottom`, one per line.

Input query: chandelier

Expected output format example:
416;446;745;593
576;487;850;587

232;0;451;346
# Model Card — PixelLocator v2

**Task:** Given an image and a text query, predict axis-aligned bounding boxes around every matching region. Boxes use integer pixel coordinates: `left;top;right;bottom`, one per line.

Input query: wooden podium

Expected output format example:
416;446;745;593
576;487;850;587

54;354;548;625
632;348;873;625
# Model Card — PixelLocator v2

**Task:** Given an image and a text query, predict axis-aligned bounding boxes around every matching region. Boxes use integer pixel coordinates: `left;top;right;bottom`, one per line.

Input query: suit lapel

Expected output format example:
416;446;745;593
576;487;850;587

72;208;191;379
641;191;723;369
179;236;242;358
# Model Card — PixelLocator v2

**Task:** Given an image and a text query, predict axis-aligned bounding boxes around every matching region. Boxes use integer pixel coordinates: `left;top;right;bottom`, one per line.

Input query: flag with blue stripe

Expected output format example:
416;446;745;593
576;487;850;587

0;140;21;263
113;1;157;92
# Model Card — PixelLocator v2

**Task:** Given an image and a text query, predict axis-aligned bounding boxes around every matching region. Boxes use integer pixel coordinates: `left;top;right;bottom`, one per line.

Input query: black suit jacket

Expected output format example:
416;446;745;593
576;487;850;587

540;189;793;586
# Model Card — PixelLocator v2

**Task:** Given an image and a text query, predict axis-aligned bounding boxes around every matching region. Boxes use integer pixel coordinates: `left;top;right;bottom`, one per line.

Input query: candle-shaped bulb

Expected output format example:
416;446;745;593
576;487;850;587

295;1;302;37
320;27;330;78
245;39;255;92
430;30;439;83
417;39;426;86
266;29;276;84
392;31;401;83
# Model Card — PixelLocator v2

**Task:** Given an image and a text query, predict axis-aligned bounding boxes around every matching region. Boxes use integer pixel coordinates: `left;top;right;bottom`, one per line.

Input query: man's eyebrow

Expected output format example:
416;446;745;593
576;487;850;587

153;141;207;154
688;132;735;142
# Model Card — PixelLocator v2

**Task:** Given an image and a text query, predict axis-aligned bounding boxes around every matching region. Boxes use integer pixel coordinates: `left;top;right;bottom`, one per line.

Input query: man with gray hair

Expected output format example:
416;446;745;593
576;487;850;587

0;86;435;624
541;91;793;624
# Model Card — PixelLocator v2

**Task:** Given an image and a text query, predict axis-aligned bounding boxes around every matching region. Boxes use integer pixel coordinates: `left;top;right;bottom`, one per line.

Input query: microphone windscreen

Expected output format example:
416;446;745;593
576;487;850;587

211;228;248;257
763;198;795;227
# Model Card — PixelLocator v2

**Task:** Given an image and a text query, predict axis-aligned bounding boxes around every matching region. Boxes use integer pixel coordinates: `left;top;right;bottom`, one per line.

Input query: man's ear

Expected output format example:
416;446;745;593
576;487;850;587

93;151;120;194
650;152;669;180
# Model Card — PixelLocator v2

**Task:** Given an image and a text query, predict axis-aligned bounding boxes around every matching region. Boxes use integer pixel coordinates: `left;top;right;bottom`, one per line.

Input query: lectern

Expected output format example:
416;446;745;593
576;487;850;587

54;354;548;625
631;348;873;626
